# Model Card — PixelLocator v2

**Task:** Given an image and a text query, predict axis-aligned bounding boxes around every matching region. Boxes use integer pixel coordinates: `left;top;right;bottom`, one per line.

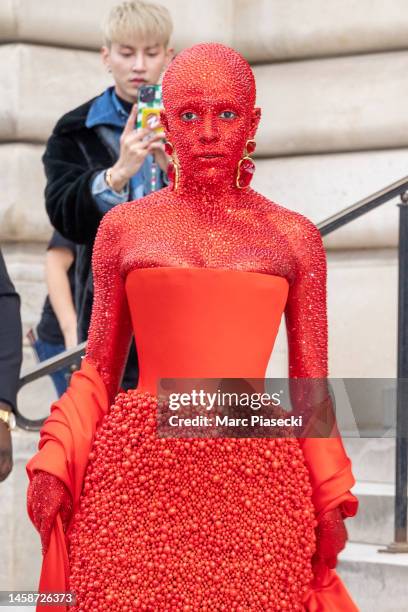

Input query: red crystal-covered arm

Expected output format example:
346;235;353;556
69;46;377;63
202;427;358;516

284;216;358;560
85;210;133;404
284;214;334;428
285;216;328;381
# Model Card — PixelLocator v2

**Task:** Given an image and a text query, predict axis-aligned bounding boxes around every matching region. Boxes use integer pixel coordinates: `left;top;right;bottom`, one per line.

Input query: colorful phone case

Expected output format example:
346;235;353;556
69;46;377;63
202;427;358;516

136;85;164;134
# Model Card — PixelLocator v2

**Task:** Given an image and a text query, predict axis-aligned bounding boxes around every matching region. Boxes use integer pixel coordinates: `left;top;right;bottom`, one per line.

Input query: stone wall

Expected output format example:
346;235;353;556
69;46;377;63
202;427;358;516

0;0;406;597
0;0;405;388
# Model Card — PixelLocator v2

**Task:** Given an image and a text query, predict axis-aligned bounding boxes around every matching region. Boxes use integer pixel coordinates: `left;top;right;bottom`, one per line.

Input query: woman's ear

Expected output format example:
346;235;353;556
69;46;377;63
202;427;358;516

249;107;261;139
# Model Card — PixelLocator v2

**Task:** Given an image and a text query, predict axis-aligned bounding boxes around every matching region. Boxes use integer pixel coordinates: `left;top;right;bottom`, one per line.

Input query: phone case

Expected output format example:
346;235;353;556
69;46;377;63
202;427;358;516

136;85;164;134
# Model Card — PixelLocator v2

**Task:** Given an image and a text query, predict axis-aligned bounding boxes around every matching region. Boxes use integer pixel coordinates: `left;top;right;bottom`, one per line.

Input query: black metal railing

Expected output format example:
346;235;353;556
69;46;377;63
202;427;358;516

15;174;408;551
16;342;86;431
317;175;408;236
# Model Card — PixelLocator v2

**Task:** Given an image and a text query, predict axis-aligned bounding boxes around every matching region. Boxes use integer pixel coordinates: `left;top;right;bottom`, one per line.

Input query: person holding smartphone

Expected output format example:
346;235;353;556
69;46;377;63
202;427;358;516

42;0;174;390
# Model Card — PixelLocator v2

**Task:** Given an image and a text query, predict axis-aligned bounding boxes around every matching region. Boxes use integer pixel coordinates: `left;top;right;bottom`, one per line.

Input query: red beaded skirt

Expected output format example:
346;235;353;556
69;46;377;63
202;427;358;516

67;390;316;611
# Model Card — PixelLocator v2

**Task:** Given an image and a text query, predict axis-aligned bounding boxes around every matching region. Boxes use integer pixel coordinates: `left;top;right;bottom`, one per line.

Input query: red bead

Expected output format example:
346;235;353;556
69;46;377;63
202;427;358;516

68;391;315;607
237;157;255;189
167;161;175;186
246;140;256;154
164;142;173;156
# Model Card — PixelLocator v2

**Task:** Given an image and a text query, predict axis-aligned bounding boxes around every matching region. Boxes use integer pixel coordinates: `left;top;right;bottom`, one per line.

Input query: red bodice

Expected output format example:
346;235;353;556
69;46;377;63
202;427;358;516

125;267;288;392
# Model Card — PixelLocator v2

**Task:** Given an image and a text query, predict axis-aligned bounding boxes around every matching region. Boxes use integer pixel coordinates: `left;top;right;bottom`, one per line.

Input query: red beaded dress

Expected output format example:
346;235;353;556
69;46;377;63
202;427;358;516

27;43;358;611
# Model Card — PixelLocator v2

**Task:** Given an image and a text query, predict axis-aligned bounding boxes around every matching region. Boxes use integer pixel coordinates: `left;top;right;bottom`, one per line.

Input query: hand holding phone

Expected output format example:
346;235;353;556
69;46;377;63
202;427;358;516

108;103;163;192
137;84;169;175
136;85;164;136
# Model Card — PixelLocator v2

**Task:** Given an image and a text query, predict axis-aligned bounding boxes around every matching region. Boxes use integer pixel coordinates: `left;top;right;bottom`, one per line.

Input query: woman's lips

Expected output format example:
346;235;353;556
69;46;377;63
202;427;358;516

195;154;225;159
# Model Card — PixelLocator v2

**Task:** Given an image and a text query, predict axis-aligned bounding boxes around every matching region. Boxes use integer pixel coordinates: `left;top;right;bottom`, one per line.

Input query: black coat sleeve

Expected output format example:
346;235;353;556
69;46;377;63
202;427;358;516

0;250;22;412
42;132;106;244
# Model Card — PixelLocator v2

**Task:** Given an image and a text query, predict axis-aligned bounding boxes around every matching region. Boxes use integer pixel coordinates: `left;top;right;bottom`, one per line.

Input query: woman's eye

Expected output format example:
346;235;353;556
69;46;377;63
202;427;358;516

181;111;198;121
219;110;237;120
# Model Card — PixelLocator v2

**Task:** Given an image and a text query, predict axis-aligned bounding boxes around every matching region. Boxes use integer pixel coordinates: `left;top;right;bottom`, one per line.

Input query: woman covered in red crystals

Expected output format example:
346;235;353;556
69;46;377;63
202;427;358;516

27;43;359;611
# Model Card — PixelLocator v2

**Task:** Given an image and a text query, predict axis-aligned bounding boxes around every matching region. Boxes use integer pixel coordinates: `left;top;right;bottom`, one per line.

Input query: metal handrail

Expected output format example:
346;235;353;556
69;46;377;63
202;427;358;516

16;342;86;431
15;172;408;552
18;342;87;389
317;174;408;235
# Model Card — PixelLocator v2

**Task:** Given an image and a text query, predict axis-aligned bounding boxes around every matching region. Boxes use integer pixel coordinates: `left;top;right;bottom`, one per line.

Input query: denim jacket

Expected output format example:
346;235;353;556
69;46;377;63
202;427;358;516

85;87;166;214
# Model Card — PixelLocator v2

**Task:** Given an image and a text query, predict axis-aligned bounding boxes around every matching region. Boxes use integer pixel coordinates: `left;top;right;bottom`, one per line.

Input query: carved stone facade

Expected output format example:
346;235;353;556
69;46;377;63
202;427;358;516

1;3;406;603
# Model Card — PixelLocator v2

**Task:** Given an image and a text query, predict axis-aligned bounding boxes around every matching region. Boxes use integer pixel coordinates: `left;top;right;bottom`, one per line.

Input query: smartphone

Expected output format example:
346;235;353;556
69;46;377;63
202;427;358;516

136;84;164;134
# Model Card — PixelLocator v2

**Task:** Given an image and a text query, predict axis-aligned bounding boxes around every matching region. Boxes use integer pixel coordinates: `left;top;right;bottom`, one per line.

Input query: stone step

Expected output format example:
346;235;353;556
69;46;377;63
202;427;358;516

0;432;41;592
348;481;397;545
343;438;395;483
338;542;408;611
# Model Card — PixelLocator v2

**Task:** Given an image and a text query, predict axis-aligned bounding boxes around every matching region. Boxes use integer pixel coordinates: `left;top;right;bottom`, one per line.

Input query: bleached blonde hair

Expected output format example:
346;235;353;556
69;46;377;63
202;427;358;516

103;1;173;47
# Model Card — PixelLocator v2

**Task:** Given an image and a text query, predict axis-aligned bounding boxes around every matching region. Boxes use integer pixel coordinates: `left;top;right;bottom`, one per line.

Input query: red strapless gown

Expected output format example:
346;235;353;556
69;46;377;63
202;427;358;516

27;267;358;611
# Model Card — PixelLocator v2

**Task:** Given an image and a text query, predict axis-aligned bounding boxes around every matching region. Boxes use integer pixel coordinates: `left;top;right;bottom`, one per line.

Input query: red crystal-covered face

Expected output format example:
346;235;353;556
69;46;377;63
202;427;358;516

161;43;261;188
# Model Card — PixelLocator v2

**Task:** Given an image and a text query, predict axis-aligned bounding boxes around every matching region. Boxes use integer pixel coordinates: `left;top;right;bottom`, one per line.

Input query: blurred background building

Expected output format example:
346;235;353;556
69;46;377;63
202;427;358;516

1;1;408;608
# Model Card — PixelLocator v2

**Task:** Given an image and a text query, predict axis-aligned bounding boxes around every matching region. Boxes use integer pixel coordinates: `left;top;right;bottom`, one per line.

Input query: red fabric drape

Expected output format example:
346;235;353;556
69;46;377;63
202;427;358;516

26;359;109;611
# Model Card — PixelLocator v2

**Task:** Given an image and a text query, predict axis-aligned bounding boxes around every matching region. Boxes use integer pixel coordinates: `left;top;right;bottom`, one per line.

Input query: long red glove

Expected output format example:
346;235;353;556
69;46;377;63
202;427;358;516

27;470;72;555
312;507;348;585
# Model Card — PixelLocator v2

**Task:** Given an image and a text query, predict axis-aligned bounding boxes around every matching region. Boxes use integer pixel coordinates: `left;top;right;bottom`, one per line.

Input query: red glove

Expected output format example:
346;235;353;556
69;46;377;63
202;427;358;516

27;470;72;555
312;507;348;585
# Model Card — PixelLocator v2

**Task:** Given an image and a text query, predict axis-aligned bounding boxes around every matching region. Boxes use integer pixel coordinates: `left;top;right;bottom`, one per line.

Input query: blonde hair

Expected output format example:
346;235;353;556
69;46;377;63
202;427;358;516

103;1;173;47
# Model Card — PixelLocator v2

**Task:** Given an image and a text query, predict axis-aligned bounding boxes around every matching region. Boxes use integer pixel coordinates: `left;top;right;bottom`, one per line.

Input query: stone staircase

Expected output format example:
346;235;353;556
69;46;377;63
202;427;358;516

337;438;408;611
